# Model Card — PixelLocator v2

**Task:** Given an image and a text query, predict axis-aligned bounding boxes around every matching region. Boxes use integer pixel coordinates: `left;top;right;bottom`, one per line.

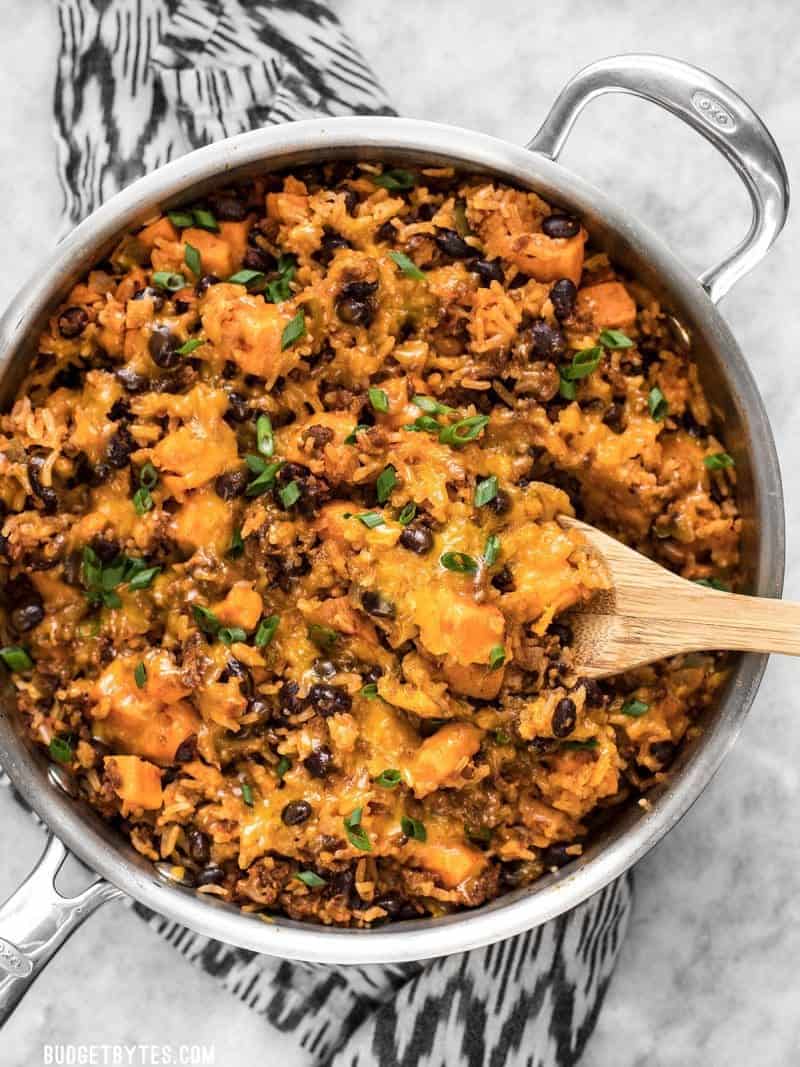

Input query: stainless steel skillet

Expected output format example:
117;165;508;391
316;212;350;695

0;53;789;1021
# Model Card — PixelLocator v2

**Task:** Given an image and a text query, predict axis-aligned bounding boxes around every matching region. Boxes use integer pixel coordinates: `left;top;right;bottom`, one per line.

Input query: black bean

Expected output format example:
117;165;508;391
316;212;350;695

434;227;474;259
528;320;567;361
336;281;378;327
27;454;58;513
148;328;180;369
281;800;312;826
552;697;577;738
107;425;136;469
509;272;530;290
414;202;437;223
550;278;578;320
278;680;305;715
58;306;89;339
108;398;130;422
132;286;165;311
92;535;120;564
491;566;515;593
375;220;396;243
116;367;149;393
313;659;337;679
329;865;356;901
210;195;248;222
602;403;625;434
245;698;272;725
308;683;352;717
223;658;254;700
225;392;250;423
542;214;580;239
187;830;211;864
304;746;334;778
649;740;676;766
10;601;44;633
318;229;350;265
276;461;310;484
52;363;83;390
472;258;504;286
214;469;248;501
361;590;396;619
88;462;113;488
487;488;512;516
541;842;575;868
374;893;415;919
399;524;433;555
196;865;225;886
340;186;359;216
174;734;198;762
243;246;276;273
362;664;384;686
195;274;220;296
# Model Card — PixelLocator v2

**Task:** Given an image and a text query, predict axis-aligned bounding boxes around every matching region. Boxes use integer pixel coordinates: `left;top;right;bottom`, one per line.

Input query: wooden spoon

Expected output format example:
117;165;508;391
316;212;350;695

560;516;799;678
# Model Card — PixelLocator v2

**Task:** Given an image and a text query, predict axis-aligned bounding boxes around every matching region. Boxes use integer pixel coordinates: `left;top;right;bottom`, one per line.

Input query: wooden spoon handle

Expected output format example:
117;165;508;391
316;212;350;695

673;589;800;656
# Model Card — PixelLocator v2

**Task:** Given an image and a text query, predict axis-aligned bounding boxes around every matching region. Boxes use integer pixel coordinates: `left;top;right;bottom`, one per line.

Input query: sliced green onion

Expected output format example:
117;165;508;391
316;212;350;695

139;462;158;490
371;169;416;191
295;870;326;888
246;460;283;497
219;626;247;646
344;423;369;445
228;269;266;289
440;551;478;574
355;512;384;529
400;815;427;842
561;346;603;381
0;646;33;672
397;501;417;526
254;615;280;648
48;737;73;763
133;487;153;515
167;210;195;229
256;414;274;457
279;480;301;508
494;729;511;745
281;310;306;351
128;566;161;591
376;465;396;504
134;662;147;689
368;386;389;413
621;698;649;717
648;387;669;421
344;808;371;851
152;271;186;292
264;255;296;304
360;683;379;700
228;528;244;558
241;782;254;806
388;250;426;280
307;623;339;652
453;199;471;237
192;208;218;232
599;328;633;349
375;768;401;788
559;376;577;401
276;756;291;780
704;452;734;471
412;395;454;415
483;534;500;567
474;475;498;508
439;415;489;447
176;338;205;355
404;415;441;434
693;577;730;592
184;242;202;277
193;605;220;637
562;738;599;751
488;645;506;670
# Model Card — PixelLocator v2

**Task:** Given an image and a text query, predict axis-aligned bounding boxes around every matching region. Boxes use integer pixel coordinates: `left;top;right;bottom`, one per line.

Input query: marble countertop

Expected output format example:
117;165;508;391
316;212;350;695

1;1;798;1062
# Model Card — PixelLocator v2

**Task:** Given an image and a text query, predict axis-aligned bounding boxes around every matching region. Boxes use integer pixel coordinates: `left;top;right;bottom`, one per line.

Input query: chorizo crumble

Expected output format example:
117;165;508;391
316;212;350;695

0;163;740;925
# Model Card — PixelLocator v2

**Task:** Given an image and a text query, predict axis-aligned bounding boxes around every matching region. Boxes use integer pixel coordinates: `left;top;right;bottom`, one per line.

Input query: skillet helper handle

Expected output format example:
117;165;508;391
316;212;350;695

0;833;122;1027
527;53;790;304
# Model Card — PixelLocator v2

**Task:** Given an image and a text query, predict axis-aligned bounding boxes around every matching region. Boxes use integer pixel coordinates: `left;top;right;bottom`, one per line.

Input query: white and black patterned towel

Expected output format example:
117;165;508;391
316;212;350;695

9;2;634;1062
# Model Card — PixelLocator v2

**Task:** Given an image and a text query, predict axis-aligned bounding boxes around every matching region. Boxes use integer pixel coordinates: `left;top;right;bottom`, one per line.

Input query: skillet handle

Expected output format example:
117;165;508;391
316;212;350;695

527;54;790;304
0;833;122;1027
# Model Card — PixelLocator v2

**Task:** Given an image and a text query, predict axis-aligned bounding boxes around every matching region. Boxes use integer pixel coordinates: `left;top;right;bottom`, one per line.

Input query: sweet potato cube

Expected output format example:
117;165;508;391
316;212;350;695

576;281;637;330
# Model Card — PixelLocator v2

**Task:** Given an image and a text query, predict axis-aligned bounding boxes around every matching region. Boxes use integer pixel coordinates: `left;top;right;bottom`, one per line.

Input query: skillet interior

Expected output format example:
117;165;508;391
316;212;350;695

0;118;783;963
